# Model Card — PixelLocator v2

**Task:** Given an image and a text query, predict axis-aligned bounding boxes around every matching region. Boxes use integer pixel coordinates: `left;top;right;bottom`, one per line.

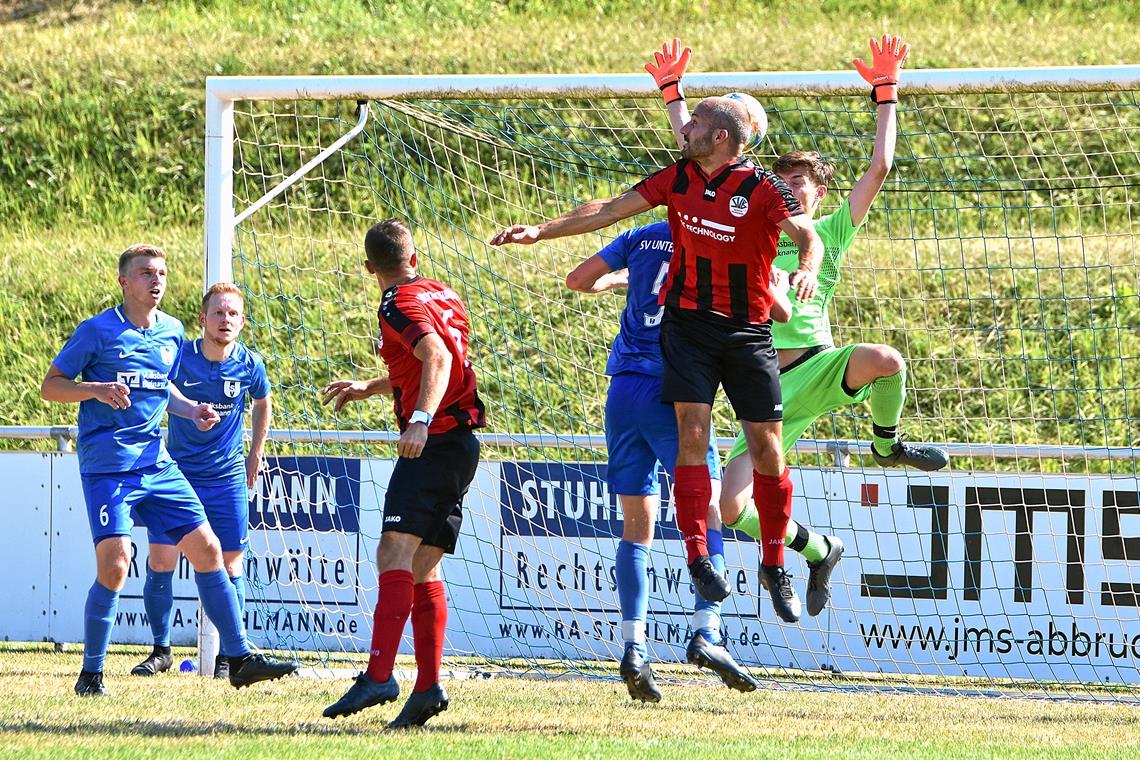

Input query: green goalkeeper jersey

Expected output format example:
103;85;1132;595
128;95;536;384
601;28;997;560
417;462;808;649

771;196;863;349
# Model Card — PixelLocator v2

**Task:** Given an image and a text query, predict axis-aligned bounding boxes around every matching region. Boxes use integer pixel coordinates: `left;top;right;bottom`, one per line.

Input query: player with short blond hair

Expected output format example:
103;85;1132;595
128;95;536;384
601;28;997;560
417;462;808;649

131;281;273;679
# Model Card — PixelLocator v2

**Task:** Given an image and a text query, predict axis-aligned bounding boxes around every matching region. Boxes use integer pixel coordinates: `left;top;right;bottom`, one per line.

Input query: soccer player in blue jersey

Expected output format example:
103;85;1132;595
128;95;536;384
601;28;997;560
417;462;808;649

40;244;296;696
131;282;272;680
567;225;792;700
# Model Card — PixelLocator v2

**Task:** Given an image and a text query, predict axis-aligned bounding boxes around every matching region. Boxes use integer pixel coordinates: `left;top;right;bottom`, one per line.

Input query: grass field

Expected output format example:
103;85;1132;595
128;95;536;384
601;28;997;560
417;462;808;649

1;643;1139;759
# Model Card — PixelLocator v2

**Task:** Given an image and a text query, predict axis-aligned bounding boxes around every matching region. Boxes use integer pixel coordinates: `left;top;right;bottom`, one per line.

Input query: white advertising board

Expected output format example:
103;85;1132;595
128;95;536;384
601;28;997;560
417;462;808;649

3;452;1138;684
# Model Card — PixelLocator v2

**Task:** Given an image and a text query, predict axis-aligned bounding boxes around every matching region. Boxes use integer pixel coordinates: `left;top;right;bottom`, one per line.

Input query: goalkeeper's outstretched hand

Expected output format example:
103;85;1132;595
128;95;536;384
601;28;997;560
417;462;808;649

645;37;691;104
490;225;541;246
853;34;909;104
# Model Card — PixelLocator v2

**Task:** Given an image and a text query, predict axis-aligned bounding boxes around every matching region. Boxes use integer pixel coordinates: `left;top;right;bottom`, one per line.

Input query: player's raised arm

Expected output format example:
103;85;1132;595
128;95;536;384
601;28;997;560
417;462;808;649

848;33;908;226
645;38;692;151
489;189;652;246
778;214;824;302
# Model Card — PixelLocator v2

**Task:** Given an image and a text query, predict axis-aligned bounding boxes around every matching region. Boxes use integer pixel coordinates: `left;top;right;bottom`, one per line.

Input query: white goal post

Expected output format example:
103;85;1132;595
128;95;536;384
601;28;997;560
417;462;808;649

200;65;1140;699
205;65;1140;285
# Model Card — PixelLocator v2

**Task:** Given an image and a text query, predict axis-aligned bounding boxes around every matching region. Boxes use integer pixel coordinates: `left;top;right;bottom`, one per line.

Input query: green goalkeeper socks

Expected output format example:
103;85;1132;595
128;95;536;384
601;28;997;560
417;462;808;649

870;367;907;457
725;500;829;563
786;520;831;564
726;499;762;540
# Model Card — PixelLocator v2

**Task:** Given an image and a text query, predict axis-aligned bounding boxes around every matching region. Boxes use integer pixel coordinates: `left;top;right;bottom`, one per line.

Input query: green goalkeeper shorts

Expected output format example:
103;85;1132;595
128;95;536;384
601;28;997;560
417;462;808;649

725;344;871;465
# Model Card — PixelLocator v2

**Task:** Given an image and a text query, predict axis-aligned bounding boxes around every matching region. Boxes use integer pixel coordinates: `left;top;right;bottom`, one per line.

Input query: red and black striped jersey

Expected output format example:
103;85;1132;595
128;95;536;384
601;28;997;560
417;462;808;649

634;158;804;324
377;276;486;435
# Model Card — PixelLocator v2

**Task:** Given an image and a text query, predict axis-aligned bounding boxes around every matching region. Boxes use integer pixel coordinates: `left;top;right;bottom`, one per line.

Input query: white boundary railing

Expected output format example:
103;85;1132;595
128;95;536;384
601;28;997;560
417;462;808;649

5;426;1137;466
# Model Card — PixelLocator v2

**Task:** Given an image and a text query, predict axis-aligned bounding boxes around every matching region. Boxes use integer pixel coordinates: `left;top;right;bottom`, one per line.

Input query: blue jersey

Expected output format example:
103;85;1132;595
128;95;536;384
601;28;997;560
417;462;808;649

598;222;673;377
52;307;184;476
167;340;270;481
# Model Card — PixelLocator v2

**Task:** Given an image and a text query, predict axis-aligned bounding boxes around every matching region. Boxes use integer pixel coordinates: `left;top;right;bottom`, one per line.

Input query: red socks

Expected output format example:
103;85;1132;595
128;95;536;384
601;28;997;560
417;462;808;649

754;469;793;567
365;569;414;683
364;571;448;691
674;465;712;564
412;581;448;693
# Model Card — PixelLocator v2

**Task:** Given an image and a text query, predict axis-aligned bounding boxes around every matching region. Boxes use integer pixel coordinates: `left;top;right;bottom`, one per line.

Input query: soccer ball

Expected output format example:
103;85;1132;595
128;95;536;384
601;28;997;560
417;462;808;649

723;92;767;152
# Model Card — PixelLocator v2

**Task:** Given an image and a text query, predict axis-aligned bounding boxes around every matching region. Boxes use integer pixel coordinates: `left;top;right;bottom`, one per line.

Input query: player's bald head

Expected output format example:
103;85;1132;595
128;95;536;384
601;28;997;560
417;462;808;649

695;96;751;151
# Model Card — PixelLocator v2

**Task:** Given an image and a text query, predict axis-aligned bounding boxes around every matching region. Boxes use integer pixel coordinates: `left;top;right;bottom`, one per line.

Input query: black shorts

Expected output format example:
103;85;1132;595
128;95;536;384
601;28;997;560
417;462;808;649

382;428;481;553
658;306;782;423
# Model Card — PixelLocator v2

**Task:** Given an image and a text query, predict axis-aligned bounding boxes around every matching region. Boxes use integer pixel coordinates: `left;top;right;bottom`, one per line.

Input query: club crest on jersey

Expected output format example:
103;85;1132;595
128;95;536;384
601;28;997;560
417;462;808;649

224;380;241;398
160;345;176;365
729;195;750;218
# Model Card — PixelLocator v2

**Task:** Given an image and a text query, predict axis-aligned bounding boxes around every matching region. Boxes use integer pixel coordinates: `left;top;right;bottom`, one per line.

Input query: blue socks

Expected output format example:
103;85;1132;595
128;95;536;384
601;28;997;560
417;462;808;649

142;566;175;647
83;581;120;673
692;529;725;644
227;574;247;657
615;540;650;657
230;574;246;617
195;569;250;659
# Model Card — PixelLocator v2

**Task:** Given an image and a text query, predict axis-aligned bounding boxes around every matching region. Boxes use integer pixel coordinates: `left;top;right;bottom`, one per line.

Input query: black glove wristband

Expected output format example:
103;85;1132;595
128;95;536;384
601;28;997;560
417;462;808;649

660;80;685;105
870;82;898;104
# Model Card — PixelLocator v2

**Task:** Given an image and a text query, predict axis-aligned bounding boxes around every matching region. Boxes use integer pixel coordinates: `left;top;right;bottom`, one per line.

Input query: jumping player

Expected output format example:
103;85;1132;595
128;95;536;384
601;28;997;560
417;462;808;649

566;225;792;699
492;95;822;626
648;35;949;618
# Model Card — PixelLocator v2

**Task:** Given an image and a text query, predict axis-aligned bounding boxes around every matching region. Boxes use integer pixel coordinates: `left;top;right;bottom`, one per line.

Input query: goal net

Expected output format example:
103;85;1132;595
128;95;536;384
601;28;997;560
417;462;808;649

204;68;1140;699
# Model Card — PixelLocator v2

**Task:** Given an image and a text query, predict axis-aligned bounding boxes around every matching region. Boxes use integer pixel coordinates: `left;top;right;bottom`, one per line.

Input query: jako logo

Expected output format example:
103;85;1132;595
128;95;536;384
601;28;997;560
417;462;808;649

384;515;401;523
729;196;749;218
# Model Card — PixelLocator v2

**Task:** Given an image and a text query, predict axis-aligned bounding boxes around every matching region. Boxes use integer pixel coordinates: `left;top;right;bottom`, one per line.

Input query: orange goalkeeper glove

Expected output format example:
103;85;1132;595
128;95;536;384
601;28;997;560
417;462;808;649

853;34;910;104
645;38;691;105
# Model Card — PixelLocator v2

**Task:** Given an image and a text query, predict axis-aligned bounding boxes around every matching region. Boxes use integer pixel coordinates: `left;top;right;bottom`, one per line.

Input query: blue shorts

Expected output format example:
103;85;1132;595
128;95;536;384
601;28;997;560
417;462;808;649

604;372;720;496
148;470;249;552
81;461;206;545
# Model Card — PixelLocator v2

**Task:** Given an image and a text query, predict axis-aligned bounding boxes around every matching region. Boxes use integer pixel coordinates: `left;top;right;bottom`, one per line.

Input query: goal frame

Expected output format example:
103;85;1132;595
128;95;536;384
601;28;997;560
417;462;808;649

203;65;1140;287
199;65;1140;692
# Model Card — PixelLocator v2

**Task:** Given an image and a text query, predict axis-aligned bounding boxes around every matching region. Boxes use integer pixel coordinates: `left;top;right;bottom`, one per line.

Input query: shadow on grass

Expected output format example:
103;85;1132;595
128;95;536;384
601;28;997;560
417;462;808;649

0;718;477;738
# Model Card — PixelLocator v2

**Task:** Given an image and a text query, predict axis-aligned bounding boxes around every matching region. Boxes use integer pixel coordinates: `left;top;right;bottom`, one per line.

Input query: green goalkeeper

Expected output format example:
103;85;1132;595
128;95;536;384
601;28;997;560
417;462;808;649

647;34;948;622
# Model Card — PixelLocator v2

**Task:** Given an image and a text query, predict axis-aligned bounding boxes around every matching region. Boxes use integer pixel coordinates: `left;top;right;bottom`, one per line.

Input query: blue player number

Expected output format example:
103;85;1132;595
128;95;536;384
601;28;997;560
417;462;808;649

643;261;669;328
